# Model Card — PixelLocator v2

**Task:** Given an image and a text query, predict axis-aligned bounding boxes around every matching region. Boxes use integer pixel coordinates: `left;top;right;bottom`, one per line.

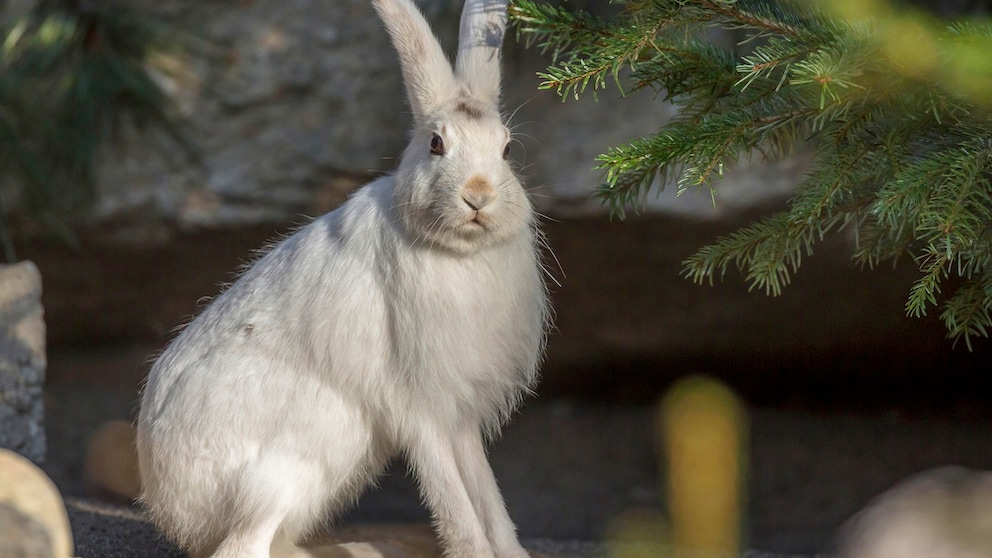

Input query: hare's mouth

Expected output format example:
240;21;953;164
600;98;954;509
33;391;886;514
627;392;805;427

466;211;492;230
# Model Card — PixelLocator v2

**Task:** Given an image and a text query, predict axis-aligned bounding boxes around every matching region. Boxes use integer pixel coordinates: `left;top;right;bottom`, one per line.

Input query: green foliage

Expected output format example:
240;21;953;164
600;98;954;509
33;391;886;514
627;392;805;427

510;0;992;348
0;0;194;259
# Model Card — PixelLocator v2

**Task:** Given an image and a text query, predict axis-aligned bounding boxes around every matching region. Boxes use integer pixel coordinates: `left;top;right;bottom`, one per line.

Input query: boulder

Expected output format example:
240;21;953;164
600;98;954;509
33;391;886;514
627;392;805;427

0;448;74;558
837;467;992;558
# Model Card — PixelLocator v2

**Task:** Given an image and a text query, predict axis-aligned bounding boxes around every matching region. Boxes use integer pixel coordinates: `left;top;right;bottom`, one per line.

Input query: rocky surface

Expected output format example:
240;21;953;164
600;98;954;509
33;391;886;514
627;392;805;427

81;0;689;230
0;448;73;558
0;261;47;463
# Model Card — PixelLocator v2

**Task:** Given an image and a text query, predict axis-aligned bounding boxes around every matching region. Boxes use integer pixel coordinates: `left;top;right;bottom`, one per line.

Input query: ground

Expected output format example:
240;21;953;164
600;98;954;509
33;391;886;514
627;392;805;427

43;343;992;557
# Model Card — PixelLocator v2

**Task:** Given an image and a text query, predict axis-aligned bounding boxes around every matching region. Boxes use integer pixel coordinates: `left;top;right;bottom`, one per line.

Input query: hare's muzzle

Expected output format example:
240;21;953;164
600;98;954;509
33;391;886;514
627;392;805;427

461;175;495;211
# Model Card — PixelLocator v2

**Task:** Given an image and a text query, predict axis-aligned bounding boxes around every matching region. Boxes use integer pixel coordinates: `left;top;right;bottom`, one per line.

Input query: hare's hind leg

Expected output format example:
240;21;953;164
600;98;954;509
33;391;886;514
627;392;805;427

207;458;323;558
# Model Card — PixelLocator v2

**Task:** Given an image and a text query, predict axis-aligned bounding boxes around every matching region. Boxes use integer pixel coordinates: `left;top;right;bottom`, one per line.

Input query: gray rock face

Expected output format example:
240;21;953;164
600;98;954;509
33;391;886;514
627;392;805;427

0;262;46;464
93;0;451;231
89;0;788;235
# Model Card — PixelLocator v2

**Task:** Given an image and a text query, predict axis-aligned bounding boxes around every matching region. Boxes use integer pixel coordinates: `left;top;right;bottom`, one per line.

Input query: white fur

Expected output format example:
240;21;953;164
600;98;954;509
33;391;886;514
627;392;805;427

136;1;548;557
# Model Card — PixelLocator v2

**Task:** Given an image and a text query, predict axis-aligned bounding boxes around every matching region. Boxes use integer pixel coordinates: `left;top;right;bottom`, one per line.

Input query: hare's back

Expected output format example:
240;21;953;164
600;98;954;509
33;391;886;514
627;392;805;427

141;180;397;418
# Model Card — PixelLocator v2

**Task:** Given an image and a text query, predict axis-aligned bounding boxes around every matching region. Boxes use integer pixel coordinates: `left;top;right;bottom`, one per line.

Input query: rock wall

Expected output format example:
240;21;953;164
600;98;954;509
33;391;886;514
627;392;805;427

84;0;795;239
0;262;46;463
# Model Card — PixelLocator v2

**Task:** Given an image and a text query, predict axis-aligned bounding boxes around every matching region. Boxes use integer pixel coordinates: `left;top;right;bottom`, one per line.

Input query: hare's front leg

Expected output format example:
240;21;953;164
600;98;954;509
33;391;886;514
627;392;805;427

454;426;530;558
408;423;496;558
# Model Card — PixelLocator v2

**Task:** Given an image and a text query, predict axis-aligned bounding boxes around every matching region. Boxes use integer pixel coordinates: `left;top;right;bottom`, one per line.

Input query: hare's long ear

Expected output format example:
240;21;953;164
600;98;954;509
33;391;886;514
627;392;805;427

374;0;457;125
454;0;507;106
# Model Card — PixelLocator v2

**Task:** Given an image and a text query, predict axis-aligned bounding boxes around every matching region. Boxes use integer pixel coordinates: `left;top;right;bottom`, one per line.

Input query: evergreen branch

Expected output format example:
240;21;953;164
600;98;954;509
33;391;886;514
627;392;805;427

596;88;818;213
850;215;914;269
788;132;903;234
942;274;992;350
694;0;808;38
879;137;992;261
534;14;674;99
683;212;815;295
629;40;738;100
907;248;948;318
508;0;617;61
518;0;992;346
736;36;819;91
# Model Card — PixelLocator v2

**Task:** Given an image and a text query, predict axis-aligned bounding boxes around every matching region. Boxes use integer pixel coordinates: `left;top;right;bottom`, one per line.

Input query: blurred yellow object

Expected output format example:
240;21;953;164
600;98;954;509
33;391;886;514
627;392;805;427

820;0;891;21
879;14;939;80
658;376;747;557
819;0;992;105
84;420;142;502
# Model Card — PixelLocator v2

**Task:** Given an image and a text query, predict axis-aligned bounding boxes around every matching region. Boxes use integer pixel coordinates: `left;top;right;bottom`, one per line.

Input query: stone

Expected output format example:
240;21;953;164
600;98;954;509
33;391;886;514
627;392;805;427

836;467;992;558
83;420;142;503
0;261;46;463
0;448;74;558
0;504;55;558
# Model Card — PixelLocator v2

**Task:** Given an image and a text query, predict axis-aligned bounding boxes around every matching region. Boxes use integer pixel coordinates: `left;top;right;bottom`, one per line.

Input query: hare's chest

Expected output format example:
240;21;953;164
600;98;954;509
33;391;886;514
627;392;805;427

391;254;538;369
403;264;504;338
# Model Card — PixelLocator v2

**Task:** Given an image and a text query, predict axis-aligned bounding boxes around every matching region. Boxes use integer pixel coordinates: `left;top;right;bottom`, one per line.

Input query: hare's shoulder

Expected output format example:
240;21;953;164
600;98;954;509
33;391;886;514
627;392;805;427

242;177;397;279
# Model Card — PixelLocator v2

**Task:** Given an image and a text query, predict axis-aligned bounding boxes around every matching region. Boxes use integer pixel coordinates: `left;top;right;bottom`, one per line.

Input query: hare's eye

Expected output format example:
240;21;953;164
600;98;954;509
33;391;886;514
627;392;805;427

502;143;511;161
430;133;445;156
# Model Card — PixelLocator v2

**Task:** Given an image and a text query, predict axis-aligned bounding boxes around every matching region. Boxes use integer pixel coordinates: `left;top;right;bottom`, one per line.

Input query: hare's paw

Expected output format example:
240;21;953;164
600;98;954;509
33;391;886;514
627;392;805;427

493;542;530;558
272;536;315;558
441;542;496;558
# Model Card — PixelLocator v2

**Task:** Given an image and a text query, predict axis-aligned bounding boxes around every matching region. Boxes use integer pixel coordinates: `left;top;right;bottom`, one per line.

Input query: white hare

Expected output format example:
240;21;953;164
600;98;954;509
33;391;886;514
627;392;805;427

135;0;549;557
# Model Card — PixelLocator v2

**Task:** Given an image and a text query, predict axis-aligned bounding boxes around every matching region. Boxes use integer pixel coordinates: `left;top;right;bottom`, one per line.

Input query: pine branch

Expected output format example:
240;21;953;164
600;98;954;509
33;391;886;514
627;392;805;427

511;1;679;100
629;40;738;100
942;273;992;349
694;0;810;39
682;213;817;295
512;0;992;347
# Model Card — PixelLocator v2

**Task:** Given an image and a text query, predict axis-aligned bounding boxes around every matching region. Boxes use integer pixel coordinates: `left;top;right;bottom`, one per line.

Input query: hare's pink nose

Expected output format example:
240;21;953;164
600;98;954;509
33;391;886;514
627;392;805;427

462;175;495;210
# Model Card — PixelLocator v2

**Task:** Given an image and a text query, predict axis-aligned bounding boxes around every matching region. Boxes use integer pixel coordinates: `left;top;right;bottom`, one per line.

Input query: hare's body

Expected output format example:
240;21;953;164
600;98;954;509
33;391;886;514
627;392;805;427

138;2;548;555
139;178;544;556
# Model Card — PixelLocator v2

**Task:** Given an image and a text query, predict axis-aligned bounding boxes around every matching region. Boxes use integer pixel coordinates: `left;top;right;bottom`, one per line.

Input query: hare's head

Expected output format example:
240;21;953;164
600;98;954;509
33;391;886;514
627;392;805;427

375;0;532;254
